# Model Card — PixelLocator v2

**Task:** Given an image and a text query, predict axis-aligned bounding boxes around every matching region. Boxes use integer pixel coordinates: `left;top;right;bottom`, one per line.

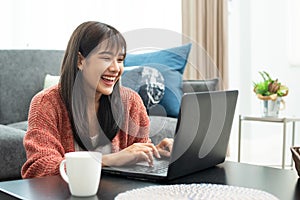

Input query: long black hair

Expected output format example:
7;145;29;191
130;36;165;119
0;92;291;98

60;21;126;150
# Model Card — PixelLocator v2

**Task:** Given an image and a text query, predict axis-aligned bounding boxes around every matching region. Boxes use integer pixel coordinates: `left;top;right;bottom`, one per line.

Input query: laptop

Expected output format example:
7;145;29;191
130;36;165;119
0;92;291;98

102;90;238;181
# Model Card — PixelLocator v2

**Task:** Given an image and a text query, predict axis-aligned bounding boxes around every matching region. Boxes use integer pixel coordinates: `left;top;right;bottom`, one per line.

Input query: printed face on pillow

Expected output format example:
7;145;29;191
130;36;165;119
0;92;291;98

79;41;125;96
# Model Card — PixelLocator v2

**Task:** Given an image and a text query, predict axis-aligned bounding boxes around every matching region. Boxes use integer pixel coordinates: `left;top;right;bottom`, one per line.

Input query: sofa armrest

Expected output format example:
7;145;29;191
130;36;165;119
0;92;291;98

182;78;219;93
0;125;26;181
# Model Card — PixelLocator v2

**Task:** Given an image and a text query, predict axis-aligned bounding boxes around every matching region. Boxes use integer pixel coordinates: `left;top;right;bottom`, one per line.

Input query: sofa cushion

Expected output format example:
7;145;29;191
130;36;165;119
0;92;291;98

182;78;219;94
7;121;28;131
0;50;64;124
124;43;192;118
149;116;177;145
43;74;60;89
0;125;26;181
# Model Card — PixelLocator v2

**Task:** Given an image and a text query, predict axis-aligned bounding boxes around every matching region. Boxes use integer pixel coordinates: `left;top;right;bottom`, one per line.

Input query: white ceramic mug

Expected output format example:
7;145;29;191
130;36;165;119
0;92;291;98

59;151;102;197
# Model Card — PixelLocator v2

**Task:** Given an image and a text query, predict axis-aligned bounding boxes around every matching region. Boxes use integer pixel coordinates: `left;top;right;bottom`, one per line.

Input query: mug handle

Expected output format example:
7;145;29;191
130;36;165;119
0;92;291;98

59;159;69;183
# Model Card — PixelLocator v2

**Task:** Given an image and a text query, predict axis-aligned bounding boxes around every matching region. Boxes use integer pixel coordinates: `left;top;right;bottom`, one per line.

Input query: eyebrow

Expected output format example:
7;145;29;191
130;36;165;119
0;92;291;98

98;51;125;57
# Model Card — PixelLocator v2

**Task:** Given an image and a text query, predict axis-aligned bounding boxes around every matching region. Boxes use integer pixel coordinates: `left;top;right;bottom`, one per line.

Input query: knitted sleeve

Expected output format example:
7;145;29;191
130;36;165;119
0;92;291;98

127;89;150;143
111;87;151;152
21;90;68;179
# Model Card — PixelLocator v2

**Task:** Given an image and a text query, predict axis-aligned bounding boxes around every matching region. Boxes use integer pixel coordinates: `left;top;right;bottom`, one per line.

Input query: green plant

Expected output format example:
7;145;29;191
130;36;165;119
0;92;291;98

253;71;288;100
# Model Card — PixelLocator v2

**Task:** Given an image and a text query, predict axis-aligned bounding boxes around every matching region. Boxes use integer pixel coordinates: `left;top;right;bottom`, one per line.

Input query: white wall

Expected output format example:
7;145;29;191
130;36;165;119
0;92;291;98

228;0;300;165
0;0;181;50
229;0;300;119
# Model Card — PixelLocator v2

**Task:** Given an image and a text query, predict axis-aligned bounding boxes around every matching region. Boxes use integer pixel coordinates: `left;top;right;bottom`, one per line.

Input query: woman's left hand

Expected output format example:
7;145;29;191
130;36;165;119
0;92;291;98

156;138;173;157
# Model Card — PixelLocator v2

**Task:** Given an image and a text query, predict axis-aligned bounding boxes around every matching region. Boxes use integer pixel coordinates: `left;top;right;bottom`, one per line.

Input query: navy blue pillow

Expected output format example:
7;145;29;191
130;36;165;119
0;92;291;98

124;43;192;118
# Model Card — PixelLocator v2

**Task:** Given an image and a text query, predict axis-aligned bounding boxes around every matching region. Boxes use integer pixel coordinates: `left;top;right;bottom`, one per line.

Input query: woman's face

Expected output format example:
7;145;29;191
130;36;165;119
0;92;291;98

78;43;125;97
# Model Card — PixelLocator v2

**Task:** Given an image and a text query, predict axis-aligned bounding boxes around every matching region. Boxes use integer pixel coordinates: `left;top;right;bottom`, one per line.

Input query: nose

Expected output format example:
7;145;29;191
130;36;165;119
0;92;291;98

108;59;120;72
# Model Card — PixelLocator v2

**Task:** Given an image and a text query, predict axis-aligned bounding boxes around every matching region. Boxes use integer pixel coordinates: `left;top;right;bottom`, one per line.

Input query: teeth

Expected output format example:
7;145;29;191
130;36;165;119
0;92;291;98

102;76;115;81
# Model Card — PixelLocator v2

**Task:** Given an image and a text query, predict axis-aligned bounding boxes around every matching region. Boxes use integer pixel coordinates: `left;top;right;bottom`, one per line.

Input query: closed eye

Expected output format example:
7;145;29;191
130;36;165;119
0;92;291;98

117;58;124;63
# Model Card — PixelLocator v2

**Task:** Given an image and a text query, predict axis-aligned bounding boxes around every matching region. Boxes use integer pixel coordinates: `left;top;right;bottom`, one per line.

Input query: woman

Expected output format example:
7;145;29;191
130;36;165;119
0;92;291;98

21;21;173;179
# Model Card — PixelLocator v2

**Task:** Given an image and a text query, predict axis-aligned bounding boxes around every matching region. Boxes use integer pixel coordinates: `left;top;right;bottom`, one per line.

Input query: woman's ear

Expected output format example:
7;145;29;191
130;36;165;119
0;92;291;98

77;52;84;71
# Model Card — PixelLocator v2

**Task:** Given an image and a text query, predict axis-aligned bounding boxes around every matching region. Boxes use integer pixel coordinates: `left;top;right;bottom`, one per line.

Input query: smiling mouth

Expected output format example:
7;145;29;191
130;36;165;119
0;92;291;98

101;76;116;81
101;75;116;82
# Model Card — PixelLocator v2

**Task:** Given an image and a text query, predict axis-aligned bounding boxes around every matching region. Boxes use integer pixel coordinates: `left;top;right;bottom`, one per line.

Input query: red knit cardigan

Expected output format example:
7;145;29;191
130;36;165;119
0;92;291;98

21;84;150;179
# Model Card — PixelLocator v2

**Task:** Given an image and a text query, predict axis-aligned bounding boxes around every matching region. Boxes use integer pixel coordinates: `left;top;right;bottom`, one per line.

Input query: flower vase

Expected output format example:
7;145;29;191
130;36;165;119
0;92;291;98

260;97;285;117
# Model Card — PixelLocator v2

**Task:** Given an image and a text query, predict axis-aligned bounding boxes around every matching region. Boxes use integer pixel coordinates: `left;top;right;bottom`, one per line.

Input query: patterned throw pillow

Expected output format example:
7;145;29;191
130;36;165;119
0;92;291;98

121;66;165;114
124;43;192;118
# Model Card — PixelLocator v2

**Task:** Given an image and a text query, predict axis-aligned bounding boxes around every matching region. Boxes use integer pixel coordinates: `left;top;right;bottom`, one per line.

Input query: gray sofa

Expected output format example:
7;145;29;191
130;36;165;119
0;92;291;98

0;50;219;181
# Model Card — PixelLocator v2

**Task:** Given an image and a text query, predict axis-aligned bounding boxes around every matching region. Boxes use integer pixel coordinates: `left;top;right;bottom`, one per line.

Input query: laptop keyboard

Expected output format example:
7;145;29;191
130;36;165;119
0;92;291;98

132;159;169;174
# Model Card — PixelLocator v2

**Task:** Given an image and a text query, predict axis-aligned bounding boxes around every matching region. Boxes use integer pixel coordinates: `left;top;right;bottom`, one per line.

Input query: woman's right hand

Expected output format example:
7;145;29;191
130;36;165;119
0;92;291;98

102;143;161;167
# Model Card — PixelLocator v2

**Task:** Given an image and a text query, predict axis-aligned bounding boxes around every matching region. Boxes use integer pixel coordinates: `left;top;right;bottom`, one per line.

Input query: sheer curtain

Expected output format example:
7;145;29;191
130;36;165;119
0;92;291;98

182;0;228;89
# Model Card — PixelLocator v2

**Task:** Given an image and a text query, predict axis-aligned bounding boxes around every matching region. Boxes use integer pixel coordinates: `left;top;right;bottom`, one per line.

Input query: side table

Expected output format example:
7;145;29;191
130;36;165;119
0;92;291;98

238;115;300;169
